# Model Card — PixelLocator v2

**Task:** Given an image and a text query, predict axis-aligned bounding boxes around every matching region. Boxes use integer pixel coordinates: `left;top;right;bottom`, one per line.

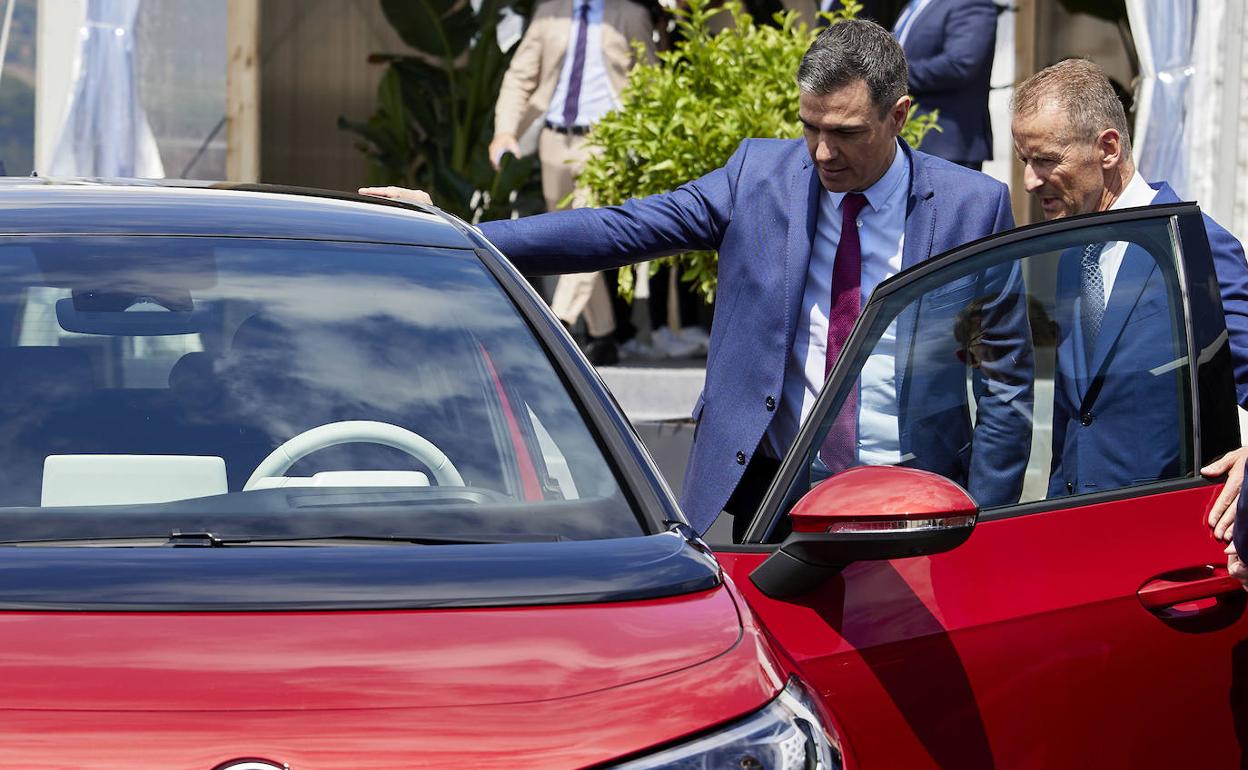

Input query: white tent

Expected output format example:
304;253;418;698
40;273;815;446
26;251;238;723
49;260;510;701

1129;0;1247;241
46;0;163;178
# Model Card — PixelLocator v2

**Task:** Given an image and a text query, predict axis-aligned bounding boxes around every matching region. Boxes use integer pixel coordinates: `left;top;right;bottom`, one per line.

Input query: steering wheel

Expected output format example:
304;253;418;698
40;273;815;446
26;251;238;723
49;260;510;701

243;420;465;490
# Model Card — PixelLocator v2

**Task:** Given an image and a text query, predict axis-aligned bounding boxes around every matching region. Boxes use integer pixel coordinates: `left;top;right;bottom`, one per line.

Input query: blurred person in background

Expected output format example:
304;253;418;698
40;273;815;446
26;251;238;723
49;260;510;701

491;0;655;365
894;0;998;170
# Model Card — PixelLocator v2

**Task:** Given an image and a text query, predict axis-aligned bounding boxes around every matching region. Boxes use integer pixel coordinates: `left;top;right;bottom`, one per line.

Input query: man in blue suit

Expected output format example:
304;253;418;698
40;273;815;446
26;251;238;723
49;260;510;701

1011;60;1248;522
894;0;998;170
364;20;1023;533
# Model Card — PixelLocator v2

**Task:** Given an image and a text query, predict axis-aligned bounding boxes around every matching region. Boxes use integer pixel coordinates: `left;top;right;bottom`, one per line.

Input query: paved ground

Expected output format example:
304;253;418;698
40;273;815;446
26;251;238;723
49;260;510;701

595;360;703;495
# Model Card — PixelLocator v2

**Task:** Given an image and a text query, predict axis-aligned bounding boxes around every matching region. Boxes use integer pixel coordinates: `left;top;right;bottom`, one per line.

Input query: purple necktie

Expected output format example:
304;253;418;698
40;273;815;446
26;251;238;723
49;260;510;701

562;2;592;128
819;192;869;472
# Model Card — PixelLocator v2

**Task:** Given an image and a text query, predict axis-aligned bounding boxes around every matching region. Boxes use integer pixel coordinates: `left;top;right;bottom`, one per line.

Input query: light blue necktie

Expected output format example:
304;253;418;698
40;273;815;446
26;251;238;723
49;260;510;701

1080;242;1106;365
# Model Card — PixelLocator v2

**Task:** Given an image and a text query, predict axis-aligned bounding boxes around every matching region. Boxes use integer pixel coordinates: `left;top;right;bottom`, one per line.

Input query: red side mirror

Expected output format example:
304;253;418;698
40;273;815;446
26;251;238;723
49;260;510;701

789;466;977;535
751;466;980;599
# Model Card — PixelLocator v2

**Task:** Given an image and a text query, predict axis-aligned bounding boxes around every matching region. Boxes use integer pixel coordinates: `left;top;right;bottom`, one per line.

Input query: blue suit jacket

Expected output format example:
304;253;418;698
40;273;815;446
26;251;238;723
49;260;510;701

900;0;997;164
1048;182;1248;497
480;139;1017;531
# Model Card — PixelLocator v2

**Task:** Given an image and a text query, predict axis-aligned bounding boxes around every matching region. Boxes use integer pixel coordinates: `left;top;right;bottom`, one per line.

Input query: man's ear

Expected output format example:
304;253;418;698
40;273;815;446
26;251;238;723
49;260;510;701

1097;128;1125;169
889;95;912;132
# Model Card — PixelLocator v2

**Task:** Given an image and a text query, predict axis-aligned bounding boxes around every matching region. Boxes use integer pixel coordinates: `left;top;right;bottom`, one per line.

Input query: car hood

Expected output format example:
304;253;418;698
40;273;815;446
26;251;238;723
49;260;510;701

0;585;785;769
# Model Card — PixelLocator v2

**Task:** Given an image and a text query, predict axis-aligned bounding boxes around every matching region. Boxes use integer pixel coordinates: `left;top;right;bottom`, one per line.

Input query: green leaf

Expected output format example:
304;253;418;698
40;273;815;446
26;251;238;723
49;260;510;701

381;0;477;60
579;0;931;302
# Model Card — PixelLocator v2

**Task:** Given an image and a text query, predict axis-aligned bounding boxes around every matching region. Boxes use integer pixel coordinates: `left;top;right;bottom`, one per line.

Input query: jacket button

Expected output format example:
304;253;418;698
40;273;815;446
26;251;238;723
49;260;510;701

736;451;746;465
764;395;776;411
1066;481;1074;494
1080;412;1093;426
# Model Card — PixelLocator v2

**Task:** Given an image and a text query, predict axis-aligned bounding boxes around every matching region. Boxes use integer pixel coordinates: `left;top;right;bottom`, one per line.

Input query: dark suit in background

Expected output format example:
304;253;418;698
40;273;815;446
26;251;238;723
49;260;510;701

895;0;998;169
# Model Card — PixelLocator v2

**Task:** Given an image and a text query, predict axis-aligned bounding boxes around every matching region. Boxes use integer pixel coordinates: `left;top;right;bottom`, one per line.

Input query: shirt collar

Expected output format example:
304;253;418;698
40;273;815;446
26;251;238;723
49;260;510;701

828;139;910;214
1108;171;1155;211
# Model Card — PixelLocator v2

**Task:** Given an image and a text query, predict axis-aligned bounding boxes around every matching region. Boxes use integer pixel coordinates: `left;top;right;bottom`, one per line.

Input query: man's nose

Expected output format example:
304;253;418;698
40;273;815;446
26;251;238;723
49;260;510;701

1022;163;1044;193
816;136;838;163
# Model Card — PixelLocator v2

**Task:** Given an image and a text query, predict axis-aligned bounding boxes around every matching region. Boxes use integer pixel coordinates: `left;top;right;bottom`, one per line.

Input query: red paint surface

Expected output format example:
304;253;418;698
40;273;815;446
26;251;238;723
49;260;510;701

719;483;1248;769
789;466;977;533
0;586;787;769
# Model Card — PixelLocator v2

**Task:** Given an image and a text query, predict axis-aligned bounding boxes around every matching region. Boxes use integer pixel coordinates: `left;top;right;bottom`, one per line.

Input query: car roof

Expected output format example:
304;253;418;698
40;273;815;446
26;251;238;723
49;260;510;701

0;177;477;249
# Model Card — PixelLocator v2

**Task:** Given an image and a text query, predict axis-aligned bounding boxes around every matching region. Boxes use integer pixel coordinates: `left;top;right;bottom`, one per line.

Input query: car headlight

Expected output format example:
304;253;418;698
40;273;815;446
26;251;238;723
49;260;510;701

612;678;842;770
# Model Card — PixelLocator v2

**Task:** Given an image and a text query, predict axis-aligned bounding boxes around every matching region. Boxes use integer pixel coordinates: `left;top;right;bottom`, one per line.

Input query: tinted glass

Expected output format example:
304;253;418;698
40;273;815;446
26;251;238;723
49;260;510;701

773;215;1191;530
0;237;640;541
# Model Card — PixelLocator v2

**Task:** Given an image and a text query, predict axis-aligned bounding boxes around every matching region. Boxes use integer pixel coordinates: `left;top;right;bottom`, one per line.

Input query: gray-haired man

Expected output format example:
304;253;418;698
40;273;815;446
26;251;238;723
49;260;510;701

1011;59;1248;584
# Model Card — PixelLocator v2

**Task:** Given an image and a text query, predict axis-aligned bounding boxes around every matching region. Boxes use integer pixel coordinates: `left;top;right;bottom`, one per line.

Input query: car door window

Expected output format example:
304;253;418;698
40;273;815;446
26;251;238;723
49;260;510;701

764;209;1206;535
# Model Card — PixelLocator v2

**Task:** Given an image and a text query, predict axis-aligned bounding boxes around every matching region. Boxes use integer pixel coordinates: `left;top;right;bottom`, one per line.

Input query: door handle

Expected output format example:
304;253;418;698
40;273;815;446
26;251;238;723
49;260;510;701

1138;564;1243;614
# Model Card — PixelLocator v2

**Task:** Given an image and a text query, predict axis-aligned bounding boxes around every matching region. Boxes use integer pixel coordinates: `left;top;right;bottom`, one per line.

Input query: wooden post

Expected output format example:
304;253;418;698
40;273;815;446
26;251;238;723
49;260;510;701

1011;0;1038;226
226;0;261;182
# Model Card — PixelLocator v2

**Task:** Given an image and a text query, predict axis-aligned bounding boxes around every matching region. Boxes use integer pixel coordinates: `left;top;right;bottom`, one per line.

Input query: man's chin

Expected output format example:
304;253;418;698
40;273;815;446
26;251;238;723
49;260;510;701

1038;200;1070;220
818;170;854;192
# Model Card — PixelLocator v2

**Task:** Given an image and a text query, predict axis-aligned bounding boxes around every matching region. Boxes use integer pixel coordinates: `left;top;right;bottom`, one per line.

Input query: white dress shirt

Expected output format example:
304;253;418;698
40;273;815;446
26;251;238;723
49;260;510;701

1098;172;1157;303
764;140;910;462
545;0;619;128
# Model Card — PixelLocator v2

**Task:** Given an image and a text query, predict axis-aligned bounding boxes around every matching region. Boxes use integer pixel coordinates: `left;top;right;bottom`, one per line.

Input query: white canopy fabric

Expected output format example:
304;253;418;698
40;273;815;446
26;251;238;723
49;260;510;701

1186;0;1248;242
48;0;163;178
1126;0;1194;198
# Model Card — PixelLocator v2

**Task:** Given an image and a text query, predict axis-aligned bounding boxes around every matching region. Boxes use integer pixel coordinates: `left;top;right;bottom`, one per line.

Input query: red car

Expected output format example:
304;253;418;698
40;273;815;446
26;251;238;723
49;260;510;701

0;181;1242;769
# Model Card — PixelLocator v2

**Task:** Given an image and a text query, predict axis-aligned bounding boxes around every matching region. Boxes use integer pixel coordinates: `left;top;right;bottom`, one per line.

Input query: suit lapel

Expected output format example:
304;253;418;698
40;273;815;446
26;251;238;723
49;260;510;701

1083;182;1173;382
783;157;821;365
895;146;934;410
549;1;573;73
603;0;621;46
1086;244;1156;378
901;144;936;271
1054;252;1088;402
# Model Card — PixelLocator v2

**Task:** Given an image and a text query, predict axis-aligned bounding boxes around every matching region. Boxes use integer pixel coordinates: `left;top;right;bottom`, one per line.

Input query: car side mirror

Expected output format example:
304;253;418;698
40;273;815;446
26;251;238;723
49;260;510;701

750;466;978;599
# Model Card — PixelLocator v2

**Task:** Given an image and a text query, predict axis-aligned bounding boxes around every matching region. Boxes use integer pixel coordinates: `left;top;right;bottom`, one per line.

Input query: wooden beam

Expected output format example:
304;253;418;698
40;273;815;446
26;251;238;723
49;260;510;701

1011;0;1038;225
226;0;261;182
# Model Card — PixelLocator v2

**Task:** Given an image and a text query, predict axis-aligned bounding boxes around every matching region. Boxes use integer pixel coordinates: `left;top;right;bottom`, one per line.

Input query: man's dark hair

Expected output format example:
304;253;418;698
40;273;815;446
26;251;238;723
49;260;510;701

797;19;908;116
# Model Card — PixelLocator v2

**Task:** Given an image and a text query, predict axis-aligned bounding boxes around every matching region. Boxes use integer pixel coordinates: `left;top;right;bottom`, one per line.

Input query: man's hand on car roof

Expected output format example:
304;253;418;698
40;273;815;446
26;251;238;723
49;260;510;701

359;186;432;206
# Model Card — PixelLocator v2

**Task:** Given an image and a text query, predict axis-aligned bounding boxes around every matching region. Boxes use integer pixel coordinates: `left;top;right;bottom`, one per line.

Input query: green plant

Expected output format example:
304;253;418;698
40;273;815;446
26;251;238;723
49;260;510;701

578;0;938;301
341;0;543;222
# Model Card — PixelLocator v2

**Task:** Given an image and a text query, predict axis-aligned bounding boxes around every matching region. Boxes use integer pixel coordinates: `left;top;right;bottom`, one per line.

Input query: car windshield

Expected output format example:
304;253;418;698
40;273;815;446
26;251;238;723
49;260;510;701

0;236;642;542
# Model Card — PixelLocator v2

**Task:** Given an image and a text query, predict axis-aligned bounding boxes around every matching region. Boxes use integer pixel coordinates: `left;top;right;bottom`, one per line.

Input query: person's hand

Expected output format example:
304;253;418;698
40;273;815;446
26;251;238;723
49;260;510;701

1227;543;1248;591
357;186;432;206
1202;446;1248;542
488;133;521;171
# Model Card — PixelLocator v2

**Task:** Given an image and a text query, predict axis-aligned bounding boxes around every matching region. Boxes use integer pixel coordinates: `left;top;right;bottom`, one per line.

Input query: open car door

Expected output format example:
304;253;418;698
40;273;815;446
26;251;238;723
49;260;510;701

710;203;1248;768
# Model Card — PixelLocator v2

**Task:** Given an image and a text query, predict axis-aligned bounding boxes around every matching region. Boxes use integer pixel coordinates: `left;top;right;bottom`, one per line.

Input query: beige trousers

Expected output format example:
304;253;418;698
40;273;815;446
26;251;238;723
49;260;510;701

540;127;616;338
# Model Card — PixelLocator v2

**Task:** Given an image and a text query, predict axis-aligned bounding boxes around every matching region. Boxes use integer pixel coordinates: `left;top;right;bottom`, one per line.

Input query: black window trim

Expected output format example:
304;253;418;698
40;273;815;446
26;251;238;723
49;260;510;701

740;202;1233;545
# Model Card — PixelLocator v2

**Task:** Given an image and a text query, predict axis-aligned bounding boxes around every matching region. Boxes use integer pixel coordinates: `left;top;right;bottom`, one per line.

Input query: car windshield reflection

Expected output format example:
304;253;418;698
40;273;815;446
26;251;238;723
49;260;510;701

0;236;640;543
